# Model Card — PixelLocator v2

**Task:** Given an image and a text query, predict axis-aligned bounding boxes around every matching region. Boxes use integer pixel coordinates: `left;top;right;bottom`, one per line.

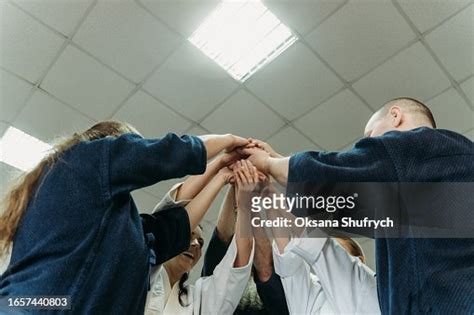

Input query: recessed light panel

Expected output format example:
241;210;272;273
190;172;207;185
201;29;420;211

189;0;298;82
0;127;51;172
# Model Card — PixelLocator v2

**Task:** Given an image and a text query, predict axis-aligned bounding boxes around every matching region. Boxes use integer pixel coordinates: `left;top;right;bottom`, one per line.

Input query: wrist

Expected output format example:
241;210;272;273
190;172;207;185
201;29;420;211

215;173;229;186
255;266;273;282
265;156;274;174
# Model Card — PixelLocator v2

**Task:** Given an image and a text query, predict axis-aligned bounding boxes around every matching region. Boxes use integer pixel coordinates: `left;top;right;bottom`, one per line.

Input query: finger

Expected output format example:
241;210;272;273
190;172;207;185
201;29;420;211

241;160;252;184
235;170;242;189
237;147;256;156
245;159;255;178
234;136;249;147
236;169;247;186
253;166;259;183
237;163;249;185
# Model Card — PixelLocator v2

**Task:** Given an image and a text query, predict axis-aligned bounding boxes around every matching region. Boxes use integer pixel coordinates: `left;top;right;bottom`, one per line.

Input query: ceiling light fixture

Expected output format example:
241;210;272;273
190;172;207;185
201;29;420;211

0;127;51;172
189;0;297;82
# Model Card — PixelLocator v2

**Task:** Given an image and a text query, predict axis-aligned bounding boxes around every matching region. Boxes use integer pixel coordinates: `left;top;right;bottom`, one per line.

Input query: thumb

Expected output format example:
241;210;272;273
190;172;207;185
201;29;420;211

237;147;255;156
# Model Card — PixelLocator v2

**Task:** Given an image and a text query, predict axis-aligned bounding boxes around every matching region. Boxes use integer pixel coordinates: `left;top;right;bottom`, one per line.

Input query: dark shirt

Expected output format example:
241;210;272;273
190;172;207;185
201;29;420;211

202;228;289;315
0;133;207;314
288;127;474;314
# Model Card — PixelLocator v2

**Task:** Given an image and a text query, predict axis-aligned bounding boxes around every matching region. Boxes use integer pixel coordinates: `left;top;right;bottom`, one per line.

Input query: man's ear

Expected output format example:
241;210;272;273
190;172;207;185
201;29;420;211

389;106;403;128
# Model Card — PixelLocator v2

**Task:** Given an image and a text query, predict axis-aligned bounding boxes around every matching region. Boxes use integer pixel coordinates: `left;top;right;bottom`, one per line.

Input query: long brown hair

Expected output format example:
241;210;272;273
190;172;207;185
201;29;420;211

0;121;139;255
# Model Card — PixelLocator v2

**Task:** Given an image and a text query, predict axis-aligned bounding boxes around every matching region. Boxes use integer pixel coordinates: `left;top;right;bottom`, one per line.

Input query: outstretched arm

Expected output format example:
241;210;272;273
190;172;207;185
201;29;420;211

176;152;240;201
185;167;233;231
198;134;249;160
238;147;289;186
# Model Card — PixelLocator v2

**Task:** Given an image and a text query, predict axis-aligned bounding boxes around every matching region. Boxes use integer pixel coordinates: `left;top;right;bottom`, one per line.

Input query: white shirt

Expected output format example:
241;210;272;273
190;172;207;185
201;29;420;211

145;183;255;314
273;238;380;314
145;236;254;315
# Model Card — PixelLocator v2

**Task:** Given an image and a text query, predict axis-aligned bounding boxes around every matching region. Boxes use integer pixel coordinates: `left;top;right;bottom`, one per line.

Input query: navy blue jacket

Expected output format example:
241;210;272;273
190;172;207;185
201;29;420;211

288;128;474;314
0;133;207;314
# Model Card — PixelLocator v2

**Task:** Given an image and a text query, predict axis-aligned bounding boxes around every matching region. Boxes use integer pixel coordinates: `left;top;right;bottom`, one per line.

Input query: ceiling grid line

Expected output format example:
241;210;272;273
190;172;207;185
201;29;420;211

391;0;473;109
300;0;350;37
139;89;200;126
5;0;99;126
134;0;189;40
297;38;375;112
107;41;188;120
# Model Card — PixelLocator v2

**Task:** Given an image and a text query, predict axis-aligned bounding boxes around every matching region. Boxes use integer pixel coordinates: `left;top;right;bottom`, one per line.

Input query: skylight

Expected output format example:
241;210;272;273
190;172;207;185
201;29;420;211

188;0;298;82
0;127;51;172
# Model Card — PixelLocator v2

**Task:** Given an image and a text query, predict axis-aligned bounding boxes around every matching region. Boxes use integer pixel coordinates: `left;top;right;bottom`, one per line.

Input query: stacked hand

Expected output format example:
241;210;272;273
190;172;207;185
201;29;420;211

233;160;268;211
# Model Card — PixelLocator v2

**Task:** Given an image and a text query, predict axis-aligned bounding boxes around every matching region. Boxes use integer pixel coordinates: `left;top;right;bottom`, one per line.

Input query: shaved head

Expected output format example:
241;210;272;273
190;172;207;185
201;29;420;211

364;97;436;137
379;98;436;128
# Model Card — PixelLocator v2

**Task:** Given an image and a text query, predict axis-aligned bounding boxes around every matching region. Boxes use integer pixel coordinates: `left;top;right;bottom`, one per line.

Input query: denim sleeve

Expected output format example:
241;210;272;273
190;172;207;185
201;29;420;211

201;228;230;277
254;271;290;315
140;207;191;264
106;133;207;196
288;136;396;182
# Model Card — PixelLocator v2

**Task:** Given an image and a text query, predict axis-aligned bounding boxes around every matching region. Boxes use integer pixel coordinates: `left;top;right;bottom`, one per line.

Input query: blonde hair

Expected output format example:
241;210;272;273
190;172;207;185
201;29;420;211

0;121;138;255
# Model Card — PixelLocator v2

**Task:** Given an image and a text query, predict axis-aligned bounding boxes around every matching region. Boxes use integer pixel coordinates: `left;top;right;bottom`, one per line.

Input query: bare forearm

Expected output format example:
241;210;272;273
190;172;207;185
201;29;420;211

216;186;236;244
176;158;222;201
198;134;233;159
268;157;290;187
253;237;273;282
234;210;253;268
185;175;226;231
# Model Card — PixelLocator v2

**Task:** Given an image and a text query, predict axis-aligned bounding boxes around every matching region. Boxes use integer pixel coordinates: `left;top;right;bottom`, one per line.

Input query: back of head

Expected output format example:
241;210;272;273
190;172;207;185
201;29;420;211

0;120;138;254
382;97;436;128
365;97;436;137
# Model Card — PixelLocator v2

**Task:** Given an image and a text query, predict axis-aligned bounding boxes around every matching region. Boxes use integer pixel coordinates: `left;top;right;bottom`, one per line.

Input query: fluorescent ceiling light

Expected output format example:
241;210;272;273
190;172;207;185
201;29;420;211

0;127;51;172
189;0;298;82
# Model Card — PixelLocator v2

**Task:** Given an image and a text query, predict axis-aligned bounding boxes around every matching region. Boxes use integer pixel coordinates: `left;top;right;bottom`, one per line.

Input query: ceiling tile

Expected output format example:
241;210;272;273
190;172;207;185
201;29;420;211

427;88;473;134
143;43;238;121
0;69;34;122
246;43;343;120
397;0;471;33
353;42;451;109
0;122;9;138
263;0;346;35
139;0;220;37
201;90;285;139
131;189;160;214
15;0;93;36
144;177;187;201
0;162;22;199
0;2;64;83
460;76;474;104
266;126;320;156
113;90;192;138
305;0;416;82
187;125;209;135
13;90;94;143
295;89;372;151
74;0;181;83
425;5;474;82
41;45;135;119
464;129;474;141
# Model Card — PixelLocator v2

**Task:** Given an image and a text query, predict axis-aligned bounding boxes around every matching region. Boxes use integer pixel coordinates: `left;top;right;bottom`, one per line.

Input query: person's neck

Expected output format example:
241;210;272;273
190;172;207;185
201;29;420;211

401;121;433;131
163;263;185;287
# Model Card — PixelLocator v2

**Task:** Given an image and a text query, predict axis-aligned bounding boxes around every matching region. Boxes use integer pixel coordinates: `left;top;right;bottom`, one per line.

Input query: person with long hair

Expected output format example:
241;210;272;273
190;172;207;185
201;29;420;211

0;121;248;313
145;158;258;314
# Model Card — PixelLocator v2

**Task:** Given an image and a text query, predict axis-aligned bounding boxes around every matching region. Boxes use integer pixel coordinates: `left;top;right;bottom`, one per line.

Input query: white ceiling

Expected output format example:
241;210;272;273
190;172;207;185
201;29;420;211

1;0;474;275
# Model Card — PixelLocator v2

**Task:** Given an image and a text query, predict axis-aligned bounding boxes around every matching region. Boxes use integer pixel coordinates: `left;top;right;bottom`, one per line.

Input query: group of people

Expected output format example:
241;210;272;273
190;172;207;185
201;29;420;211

0;97;472;314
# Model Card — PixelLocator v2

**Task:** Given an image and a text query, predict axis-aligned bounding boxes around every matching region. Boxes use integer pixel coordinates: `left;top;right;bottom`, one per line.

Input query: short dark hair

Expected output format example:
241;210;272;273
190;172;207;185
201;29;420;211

382;97;437;128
